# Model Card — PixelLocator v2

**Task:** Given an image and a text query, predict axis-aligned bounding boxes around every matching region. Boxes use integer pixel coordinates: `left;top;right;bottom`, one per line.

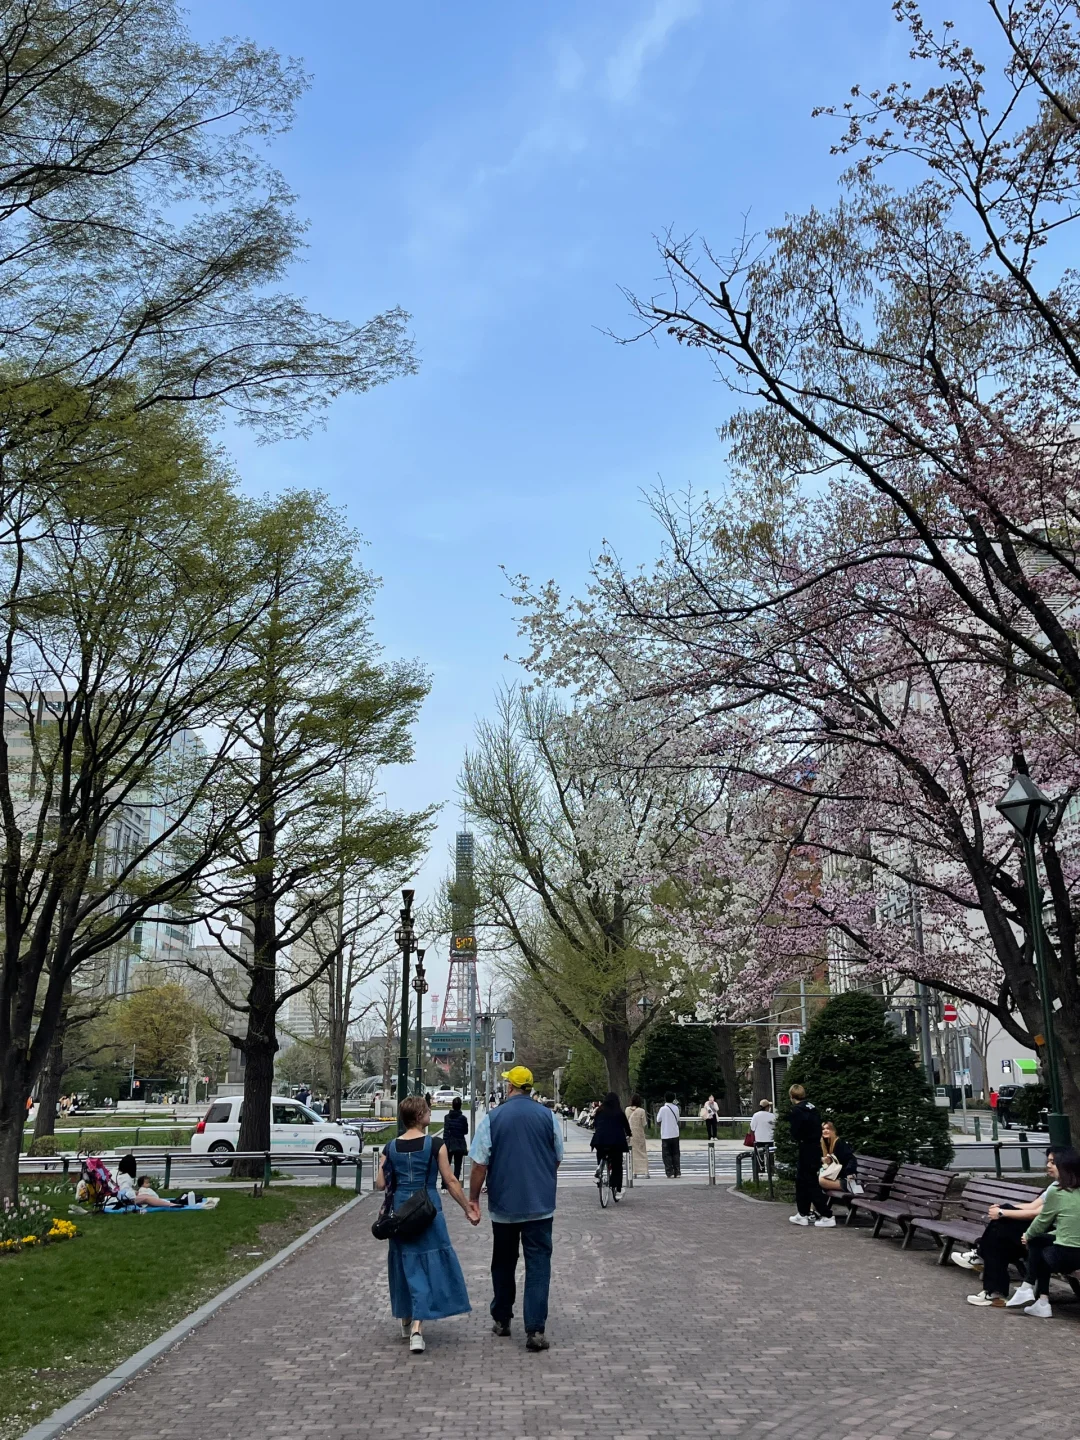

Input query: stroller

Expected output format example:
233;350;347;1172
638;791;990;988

75;1156;133;1212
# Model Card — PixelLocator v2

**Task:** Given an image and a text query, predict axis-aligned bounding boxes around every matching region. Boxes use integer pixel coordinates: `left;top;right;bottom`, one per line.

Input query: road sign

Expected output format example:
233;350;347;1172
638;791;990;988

943;1003;958;1024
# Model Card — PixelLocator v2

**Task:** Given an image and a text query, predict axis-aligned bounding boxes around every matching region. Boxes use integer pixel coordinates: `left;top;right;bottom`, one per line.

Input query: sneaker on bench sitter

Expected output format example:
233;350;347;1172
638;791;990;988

1005;1283;1035;1309
966;1291;1005;1307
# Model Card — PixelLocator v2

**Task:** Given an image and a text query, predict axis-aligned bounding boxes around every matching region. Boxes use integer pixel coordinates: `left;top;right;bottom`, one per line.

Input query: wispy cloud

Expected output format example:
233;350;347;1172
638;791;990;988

605;0;702;103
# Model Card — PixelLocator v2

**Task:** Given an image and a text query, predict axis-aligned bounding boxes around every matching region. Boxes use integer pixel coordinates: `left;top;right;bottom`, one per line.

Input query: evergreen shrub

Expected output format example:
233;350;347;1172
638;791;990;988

774;991;953;1173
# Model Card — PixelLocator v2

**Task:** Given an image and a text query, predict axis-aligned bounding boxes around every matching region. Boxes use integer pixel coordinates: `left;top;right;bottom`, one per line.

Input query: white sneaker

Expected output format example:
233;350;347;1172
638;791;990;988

951;1250;982;1271
1005;1283;1036;1308
966;1291;1005;1307
814;1216;837;1228
409;1330;426;1352
789;1214;810;1226
1024;1296;1052;1319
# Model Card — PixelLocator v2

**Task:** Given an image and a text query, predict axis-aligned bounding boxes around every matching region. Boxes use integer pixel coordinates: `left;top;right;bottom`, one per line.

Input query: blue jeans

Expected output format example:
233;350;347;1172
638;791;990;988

490;1218;553;1333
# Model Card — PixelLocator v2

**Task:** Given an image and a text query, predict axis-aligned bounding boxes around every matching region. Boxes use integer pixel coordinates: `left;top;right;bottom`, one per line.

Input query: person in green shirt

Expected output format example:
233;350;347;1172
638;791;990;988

1008;1146;1080;1318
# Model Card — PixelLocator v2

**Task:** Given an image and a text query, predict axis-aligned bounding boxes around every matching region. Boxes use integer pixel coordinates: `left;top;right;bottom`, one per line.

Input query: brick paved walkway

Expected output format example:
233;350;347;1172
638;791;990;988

67;1186;1079;1440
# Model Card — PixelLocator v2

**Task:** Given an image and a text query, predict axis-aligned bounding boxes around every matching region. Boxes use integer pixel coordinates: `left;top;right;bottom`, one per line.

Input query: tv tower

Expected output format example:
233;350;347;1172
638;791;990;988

440;831;480;1028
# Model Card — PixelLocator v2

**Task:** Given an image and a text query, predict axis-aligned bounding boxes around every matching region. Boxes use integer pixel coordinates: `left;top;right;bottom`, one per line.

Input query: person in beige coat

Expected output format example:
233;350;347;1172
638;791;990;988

626;1093;649;1179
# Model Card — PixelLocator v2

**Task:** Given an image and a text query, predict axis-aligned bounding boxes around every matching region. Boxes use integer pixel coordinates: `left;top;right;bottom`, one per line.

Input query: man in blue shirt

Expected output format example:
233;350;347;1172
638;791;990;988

469;1065;563;1351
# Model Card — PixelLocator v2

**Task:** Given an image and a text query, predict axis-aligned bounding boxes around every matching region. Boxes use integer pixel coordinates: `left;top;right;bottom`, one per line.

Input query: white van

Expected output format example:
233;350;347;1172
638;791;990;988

191;1095;362;1165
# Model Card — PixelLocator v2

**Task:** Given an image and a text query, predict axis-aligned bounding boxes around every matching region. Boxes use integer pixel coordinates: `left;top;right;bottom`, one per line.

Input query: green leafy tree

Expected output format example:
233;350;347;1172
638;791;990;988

775;992;952;1171
197;491;432;1175
561;1045;608;1111
635;1022;724;1110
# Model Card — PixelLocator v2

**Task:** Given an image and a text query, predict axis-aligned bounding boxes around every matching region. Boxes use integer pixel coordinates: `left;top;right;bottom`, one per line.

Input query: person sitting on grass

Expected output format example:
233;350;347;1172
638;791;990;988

817;1121;864;1198
960;1148;1059;1308
1005;1146;1080;1319
135;1176;217;1209
102;1153;140;1210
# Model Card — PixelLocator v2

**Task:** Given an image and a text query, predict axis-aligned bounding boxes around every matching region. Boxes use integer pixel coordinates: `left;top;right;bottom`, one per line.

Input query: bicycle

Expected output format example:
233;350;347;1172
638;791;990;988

594;1152;623;1207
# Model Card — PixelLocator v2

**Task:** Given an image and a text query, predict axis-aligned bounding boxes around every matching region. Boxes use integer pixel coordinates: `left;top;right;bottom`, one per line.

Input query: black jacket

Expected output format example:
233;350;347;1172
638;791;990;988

827;1138;857;1177
591;1109;631;1150
788;1099;821;1149
442;1109;469;1152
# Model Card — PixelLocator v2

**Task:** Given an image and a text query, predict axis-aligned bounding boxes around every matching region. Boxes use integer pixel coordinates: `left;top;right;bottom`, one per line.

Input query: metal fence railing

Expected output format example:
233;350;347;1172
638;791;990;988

18;1145;391;1194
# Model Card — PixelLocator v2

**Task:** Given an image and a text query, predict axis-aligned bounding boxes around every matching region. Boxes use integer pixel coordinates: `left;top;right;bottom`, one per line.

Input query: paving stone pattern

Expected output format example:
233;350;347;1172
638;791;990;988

68;1185;1079;1440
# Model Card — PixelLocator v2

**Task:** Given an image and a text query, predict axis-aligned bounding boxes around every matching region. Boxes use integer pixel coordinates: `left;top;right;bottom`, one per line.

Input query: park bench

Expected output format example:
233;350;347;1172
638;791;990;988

831;1155;897;1225
908;1176;1043;1266
846;1162;954;1244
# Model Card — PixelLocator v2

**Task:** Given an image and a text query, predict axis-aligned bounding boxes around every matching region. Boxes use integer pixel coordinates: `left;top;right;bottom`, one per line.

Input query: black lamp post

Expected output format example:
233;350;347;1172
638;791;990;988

996;774;1071;1147
395;889;416;1123
413;948;428;1094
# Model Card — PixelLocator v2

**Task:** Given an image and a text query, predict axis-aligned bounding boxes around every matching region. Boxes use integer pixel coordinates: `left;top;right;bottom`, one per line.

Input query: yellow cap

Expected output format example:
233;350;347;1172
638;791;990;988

501;1064;534;1088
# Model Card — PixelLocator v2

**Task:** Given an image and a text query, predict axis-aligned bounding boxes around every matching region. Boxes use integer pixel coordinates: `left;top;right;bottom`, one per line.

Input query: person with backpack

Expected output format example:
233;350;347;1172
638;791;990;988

376;1094;478;1354
658;1092;681;1178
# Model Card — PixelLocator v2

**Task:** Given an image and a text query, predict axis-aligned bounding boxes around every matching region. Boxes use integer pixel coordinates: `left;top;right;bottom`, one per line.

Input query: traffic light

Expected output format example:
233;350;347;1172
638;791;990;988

777;1031;792;1056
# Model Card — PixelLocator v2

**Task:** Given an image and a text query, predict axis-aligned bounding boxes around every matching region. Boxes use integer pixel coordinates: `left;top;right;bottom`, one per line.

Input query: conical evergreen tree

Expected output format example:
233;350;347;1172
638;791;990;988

635;1022;724;1108
775;991;953;1170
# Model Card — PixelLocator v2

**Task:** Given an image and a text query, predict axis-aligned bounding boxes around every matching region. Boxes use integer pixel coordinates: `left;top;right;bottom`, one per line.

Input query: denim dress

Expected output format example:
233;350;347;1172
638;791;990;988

384;1136;471;1321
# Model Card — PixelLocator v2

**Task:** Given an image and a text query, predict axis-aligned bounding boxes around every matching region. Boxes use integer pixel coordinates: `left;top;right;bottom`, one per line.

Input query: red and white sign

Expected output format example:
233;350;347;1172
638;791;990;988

943;1003;958;1024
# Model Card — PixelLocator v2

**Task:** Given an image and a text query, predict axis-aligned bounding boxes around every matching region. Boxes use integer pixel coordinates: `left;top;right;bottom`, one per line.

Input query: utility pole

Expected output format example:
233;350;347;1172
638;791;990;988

413;948;427;1093
468;962;477;1135
394;889;416;1124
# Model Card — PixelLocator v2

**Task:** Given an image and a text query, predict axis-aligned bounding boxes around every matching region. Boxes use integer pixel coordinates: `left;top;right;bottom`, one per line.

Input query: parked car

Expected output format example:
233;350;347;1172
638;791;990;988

432;1087;460;1107
191;1095;362;1166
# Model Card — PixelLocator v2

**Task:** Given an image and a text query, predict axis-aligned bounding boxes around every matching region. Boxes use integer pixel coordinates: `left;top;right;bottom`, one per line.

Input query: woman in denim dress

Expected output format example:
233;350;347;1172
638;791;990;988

377;1094;479;1352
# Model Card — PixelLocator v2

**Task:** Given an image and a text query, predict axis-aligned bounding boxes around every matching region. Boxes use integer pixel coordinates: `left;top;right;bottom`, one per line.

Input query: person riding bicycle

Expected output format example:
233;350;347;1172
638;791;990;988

590;1092;631;1201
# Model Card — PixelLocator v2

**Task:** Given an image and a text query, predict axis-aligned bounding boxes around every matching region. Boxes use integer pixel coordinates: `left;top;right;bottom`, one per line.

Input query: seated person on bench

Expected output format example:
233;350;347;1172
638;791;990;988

1007;1146;1080;1318
962;1149;1059;1308
818;1122;863;1197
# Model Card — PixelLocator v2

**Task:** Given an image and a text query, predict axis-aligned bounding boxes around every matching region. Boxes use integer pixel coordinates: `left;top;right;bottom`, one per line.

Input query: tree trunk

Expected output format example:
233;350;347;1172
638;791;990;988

601;1018;631;1103
32;1023;66;1144
233;1020;276;1179
712;1024;742;1116
328;1011;345;1123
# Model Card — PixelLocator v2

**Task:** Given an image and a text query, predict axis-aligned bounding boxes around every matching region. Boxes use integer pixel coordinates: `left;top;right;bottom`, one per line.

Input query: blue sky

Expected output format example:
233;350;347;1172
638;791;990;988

183;0;984;1006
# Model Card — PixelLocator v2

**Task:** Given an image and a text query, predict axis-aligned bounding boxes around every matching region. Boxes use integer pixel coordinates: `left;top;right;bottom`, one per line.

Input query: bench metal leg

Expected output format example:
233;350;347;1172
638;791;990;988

936;1238;953;1266
900;1222;915;1249
871;1214;884;1239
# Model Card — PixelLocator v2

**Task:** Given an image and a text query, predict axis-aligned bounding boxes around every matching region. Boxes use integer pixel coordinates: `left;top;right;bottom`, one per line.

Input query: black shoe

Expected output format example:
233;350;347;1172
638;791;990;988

491;1320;511;1337
526;1331;550;1351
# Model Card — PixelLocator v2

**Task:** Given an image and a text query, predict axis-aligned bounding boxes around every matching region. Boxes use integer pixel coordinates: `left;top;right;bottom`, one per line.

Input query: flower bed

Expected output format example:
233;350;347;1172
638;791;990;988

0;1197;78;1254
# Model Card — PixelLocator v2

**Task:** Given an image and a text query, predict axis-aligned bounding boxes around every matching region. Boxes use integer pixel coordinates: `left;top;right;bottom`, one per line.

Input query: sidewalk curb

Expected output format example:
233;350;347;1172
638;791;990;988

727;1185;770;1204
18;1193;367;1440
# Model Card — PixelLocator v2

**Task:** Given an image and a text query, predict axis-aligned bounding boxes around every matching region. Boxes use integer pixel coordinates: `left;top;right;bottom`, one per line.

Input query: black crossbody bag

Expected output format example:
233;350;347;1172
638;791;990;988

371;1138;437;1241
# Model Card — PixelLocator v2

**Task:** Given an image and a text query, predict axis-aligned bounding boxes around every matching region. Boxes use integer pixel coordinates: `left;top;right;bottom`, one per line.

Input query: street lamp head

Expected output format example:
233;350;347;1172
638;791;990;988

416;947;426;965
997;774;1056;840
401;887;415;909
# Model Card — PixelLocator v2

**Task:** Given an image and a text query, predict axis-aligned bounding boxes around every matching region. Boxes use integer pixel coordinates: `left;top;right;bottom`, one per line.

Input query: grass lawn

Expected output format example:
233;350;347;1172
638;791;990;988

0;1184;351;1440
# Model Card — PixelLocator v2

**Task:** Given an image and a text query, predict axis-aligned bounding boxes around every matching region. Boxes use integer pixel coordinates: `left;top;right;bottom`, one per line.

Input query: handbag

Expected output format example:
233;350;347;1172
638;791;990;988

819;1158;842;1182
370;1138;438;1242
743;1131;755;1147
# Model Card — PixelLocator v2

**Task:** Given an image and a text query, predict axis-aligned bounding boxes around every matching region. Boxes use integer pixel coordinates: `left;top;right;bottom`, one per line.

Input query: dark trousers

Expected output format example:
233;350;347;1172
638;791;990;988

594;1144;625;1192
1027;1233;1080;1297
977;1211;1026;1297
449;1149;465;1179
661;1136;681;1177
491;1218;553;1334
705;1117;718;1141
795;1147;831;1217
